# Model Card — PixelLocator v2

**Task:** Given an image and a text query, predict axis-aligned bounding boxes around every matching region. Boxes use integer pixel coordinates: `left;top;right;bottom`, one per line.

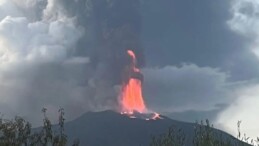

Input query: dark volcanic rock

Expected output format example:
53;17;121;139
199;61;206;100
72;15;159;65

44;110;249;146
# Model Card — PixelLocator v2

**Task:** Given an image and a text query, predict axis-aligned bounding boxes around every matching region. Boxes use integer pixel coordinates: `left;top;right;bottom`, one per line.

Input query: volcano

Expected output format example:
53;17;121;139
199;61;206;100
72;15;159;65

48;110;250;146
48;50;250;146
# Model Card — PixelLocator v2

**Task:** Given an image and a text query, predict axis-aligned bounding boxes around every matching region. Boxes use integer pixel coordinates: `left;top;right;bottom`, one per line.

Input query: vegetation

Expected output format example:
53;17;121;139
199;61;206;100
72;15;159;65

0;108;79;146
150;119;259;146
150;126;185;146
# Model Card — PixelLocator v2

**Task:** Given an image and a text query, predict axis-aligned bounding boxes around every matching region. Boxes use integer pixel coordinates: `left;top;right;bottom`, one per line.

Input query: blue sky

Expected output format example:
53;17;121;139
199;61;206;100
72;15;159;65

0;0;258;139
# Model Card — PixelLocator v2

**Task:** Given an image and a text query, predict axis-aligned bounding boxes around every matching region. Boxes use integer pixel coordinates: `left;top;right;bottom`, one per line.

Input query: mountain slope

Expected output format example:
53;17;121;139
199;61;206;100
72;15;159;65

52;110;248;146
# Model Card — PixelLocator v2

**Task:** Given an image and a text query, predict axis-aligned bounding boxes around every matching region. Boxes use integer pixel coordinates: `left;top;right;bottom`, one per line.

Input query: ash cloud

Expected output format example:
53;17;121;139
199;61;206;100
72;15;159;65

0;0;143;125
41;0;145;83
84;0;144;84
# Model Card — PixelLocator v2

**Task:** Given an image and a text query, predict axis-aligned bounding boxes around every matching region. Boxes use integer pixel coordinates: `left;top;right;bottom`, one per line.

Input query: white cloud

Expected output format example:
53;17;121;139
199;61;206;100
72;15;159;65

228;0;259;58
0;0;94;126
0;16;83;63
217;84;259;138
0;0;84;70
216;0;259;139
142;64;233;112
0;0;22;20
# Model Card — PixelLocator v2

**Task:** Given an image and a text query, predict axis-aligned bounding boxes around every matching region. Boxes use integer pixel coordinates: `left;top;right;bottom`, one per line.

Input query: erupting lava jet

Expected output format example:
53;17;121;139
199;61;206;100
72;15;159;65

120;50;146;113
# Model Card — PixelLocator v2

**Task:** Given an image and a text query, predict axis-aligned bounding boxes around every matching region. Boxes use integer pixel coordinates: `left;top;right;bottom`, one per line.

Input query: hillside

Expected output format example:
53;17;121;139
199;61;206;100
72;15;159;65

47;110;250;146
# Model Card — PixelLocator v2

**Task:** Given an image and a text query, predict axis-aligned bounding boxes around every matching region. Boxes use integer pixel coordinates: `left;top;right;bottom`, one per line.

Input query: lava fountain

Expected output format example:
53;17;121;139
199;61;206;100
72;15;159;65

119;50;161;120
120;50;147;113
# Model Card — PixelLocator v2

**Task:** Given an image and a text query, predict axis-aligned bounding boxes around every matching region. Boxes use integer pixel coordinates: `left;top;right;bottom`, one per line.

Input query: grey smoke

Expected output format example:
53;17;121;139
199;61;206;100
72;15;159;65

0;0;144;125
38;0;145;83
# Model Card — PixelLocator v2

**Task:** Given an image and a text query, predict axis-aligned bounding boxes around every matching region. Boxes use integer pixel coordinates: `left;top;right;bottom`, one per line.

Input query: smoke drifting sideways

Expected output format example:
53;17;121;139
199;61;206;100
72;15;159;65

0;0;144;126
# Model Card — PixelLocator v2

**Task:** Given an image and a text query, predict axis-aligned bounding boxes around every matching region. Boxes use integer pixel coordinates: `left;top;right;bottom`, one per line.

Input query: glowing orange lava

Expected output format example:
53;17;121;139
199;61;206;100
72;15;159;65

120;50;146;113
151;113;162;120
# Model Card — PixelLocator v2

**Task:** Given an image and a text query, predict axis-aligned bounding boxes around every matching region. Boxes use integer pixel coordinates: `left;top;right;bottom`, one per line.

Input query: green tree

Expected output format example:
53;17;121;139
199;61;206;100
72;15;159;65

0;108;79;146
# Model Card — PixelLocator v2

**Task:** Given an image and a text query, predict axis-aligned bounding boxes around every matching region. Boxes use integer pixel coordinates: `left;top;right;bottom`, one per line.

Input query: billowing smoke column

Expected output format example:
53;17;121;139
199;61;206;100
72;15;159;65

0;0;145;125
43;0;145;109
120;50;146;113
88;0;145;85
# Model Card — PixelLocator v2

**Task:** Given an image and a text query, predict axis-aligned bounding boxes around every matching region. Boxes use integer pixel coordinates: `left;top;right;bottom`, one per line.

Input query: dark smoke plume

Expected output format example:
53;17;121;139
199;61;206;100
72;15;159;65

57;0;145;84
85;0;145;84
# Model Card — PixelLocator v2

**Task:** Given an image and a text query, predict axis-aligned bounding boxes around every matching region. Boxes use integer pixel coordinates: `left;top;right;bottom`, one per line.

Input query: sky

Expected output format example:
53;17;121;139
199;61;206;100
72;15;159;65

0;0;258;139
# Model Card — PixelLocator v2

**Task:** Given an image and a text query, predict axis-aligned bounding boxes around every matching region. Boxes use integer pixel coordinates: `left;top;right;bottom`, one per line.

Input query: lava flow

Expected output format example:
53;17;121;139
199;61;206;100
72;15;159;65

119;50;162;120
120;50;146;113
